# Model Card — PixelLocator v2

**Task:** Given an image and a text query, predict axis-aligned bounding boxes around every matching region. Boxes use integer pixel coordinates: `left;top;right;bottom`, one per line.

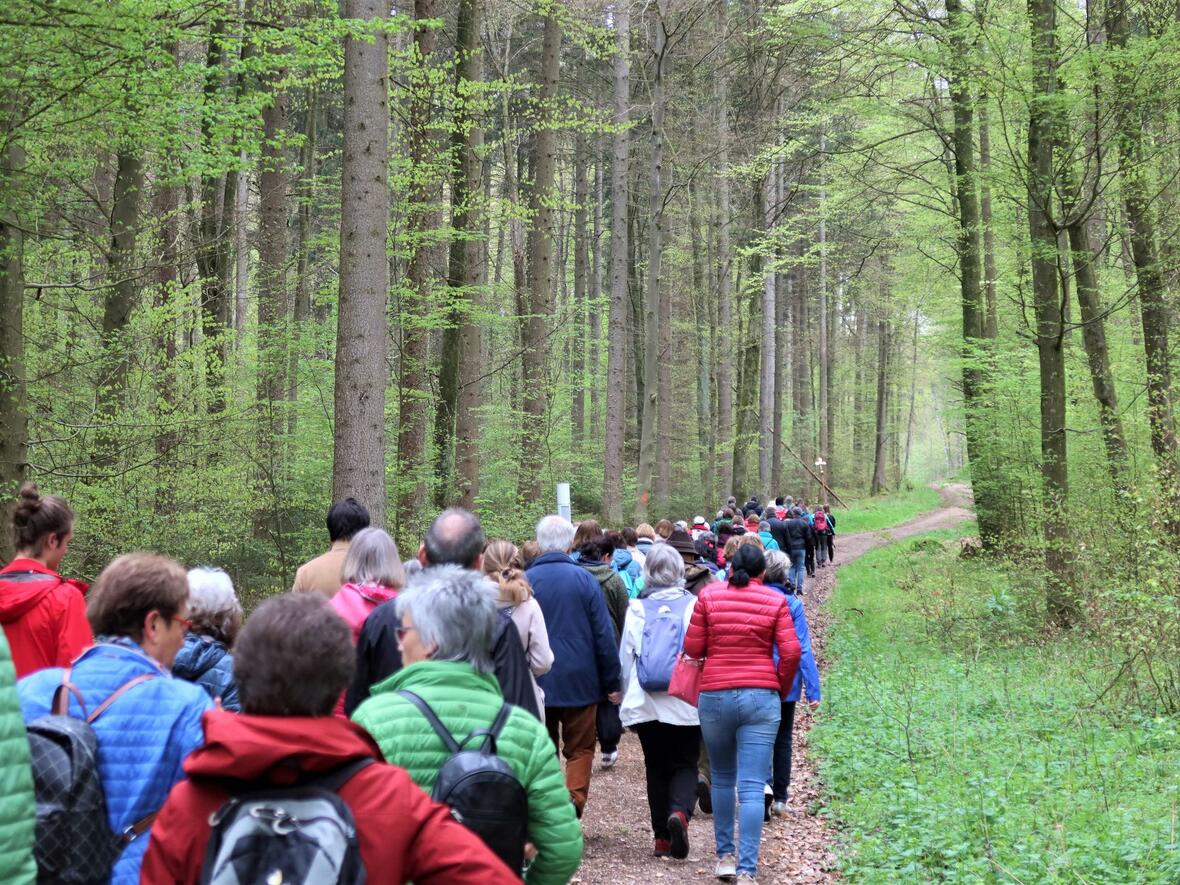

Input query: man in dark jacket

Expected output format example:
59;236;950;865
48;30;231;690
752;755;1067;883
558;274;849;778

528;515;622;817
775;508;813;596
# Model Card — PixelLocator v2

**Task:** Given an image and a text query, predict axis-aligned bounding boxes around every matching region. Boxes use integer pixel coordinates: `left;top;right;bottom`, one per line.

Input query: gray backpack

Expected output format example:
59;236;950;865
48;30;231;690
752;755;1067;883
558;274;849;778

199;758;374;885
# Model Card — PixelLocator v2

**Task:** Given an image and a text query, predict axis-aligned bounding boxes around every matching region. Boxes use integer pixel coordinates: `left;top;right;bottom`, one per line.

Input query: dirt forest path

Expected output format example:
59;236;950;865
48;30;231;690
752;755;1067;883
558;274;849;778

572;484;975;884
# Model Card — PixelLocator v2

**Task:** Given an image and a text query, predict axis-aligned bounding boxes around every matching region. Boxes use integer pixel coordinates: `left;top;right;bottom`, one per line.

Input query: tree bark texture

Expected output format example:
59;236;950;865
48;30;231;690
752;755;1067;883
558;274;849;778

0;110;26;560
334;0;390;528
714;0;734;501
870;313;889;496
288;86;318;435
571;129;588;452
758;168;776;500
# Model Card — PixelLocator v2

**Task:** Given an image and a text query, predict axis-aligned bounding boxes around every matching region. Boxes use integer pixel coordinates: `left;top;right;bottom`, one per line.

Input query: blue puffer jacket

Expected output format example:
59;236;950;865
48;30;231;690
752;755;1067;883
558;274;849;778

171;633;239;711
611;548;642;582
527;552;621;707
18;642;211;884
766;583;821;703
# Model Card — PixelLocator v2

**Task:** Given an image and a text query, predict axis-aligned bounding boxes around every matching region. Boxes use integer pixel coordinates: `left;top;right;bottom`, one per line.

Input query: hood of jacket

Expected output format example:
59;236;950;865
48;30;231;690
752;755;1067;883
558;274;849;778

183;708;381;783
0;560;68;623
582;561;615;587
171;633;230;682
611;548;635;572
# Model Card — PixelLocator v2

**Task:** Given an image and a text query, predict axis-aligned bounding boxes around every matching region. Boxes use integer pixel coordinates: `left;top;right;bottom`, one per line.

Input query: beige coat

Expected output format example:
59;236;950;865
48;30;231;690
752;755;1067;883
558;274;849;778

291;541;350;597
499;594;553;717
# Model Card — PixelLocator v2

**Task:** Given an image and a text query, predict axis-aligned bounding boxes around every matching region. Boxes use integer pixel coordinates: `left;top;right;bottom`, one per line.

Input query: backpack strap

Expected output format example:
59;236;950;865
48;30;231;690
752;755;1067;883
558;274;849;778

0;569;54;582
396;690;461;754
87;673;157;724
308;757;377;794
51;667;88;718
479;703;513;753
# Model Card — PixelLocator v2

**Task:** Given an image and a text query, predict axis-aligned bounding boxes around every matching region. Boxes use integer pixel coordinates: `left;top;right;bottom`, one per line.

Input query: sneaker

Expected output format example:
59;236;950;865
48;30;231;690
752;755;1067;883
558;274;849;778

737;875;758;884
697;778;713;814
714;855;737;881
653;838;672;858
762;784;773;822
667;811;689;859
600;750;619;769
771;800;789;817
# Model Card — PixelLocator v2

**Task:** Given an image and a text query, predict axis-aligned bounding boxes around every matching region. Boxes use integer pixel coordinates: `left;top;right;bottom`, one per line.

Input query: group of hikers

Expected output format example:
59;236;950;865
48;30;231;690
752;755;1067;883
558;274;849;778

0;483;830;884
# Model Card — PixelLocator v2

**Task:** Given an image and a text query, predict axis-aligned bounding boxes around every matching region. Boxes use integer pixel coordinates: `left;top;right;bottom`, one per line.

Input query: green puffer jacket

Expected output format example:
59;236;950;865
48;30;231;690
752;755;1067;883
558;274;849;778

0;630;35;883
353;660;582;885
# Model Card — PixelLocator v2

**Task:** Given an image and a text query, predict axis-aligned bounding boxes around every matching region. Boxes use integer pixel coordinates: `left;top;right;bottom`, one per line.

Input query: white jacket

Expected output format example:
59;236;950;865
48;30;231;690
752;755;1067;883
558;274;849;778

619;587;700;727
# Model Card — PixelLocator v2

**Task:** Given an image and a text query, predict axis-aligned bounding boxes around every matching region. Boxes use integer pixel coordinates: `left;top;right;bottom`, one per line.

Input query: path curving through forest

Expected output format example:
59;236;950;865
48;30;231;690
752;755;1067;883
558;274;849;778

573;484;975;883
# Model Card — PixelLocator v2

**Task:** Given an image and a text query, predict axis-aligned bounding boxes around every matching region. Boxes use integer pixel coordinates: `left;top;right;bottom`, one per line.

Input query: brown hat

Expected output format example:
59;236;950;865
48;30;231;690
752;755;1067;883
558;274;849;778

667;529;698;565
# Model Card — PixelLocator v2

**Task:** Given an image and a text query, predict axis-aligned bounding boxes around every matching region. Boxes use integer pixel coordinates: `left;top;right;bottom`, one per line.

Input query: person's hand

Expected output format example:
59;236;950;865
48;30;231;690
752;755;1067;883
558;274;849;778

607;691;622;705
808;700;820;712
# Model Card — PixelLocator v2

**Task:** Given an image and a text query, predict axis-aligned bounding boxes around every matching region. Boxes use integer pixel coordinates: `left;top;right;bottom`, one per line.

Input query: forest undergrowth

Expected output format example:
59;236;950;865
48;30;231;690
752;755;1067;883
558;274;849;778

813;530;1180;883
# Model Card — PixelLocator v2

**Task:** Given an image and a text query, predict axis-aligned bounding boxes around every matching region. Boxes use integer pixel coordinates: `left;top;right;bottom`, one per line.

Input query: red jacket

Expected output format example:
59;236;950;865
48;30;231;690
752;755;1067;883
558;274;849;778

683;578;801;696
141;710;521;885
0;559;92;678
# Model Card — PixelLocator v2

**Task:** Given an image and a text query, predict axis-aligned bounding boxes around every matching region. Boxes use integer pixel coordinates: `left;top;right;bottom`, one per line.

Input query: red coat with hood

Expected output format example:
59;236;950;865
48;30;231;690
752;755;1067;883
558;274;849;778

141;709;521;885
683;578;801;696
0;559;92;678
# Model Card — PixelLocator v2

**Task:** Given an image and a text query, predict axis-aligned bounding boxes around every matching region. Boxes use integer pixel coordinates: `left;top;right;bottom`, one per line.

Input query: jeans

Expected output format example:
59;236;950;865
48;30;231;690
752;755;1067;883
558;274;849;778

633;721;701;837
546;704;598;813
816;538;828;565
698;688;781;876
826;532;835;561
770;700;796;801
788;548;807;596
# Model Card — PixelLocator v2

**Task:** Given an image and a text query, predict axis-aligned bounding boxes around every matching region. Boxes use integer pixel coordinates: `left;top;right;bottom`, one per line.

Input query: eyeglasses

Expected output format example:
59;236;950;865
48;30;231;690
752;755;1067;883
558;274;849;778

172;615;193;632
394;624;417;643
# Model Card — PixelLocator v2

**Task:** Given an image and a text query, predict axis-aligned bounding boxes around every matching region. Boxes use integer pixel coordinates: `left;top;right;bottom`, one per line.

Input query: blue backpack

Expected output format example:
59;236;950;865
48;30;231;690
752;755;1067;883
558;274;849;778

637;593;693;691
619;569;645;599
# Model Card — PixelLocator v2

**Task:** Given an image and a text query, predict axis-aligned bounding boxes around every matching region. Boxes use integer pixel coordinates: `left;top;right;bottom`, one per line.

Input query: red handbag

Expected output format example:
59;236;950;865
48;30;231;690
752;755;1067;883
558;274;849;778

668;654;704;706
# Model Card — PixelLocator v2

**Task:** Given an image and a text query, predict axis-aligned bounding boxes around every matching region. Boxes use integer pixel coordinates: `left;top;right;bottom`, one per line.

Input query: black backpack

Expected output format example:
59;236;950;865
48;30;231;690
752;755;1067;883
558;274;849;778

492;606;540;720
27;668;158;884
199;759;374;885
396;690;529;876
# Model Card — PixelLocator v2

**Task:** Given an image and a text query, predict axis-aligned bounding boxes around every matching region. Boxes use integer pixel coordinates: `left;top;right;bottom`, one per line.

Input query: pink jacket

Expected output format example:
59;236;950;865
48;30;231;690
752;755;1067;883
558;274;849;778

683;578;801;697
330;582;399;716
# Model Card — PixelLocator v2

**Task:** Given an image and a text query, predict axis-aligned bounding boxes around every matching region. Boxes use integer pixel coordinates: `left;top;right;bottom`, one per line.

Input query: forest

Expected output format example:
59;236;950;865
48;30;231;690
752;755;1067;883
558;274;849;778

2;0;1180;650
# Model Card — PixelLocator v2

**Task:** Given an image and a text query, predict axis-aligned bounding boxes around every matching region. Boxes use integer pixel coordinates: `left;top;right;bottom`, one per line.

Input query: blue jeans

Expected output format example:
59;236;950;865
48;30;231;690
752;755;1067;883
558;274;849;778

788;548;807;595
698;688;781;876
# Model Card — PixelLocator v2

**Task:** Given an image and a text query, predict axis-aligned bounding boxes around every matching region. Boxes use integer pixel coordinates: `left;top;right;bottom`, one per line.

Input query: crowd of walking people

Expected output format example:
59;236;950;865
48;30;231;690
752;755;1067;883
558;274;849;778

0;482;829;884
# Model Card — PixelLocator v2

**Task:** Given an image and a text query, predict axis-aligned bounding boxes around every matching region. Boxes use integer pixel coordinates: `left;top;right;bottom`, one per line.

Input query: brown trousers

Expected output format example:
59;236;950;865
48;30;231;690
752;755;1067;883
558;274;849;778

545;704;598;813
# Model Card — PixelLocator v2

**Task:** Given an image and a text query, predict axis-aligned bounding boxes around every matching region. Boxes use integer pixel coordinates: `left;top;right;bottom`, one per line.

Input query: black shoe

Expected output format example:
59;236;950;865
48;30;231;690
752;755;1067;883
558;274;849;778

696;778;712;815
763;785;773;822
667;811;690;859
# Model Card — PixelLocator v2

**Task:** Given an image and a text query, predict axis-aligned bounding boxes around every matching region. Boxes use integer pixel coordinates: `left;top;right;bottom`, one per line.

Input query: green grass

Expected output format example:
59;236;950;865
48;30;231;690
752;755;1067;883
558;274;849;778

812;530;1180;883
835;484;943;534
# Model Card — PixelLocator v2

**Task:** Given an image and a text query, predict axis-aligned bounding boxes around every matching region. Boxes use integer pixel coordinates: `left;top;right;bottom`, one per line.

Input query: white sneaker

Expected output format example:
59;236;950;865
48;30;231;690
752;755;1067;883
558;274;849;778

771;800;789;816
714;855;737;881
600;750;619;769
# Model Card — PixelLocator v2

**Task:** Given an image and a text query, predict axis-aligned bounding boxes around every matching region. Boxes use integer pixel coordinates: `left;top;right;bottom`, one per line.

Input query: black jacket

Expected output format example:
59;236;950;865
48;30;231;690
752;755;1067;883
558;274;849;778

779;517;814;552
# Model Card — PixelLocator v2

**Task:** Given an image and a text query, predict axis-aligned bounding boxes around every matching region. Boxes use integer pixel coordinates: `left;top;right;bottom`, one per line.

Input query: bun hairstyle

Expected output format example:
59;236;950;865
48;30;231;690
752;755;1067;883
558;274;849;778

12;482;74;555
482;540;532;605
728;544;766;588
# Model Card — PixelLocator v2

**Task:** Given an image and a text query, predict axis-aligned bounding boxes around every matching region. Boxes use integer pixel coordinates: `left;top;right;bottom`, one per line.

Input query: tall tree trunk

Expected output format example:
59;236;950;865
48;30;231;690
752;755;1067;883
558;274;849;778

714;0;734;500
1106;0;1180;532
153;177;179;471
94;150;143;467
690;181;712;496
518;10;562;505
852;299;869;489
603;3;630;523
773;263;789;493
453;0;483;510
817;142;830;472
758;168;776;500
792;249;811;488
945;0;1003;546
288;86;318;436
870;312;889;496
902;310;920;479
397;0;439;530
0;106;26;558
334;0;390;527
571;130;588;452
732;190;762;498
589;142;604;442
1028;0;1075;624
978;98;999;339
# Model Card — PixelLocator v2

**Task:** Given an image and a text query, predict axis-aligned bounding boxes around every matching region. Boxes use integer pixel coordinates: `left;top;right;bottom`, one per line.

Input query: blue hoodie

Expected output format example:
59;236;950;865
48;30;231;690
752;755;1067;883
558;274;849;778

765;583;821;703
171;633;240;712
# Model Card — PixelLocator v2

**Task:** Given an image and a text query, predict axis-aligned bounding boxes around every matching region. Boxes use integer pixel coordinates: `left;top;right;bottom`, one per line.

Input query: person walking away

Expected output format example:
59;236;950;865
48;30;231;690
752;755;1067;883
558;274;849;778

619;544;700;860
353;567;583;884
823;505;836;563
18;553;212;884
620;526;647;569
0;627;35;883
813;507;830;568
328;527;405;715
171;567;242;711
761;551;821;815
483;540;554;718
142;592;520;885
527;516;621;817
292;497;371;596
608;531;643;597
574;534;628;768
683;545;801;884
0;483;91;677
779;508;811;596
634;523;657;561
667;527;719;595
756;522;780;552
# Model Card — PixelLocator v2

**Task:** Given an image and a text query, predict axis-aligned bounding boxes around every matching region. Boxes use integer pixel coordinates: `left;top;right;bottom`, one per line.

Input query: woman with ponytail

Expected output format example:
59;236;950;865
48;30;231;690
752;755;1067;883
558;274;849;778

0;482;92;677
482;540;553;716
682;544;802;884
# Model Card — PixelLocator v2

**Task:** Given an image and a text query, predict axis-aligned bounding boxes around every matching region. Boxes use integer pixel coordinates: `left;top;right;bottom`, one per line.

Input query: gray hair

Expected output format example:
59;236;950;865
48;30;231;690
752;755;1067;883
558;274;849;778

759;521;771;531
536;514;575;553
394;565;497;674
186;567;243;645
342;527;405;589
643;542;686;589
763;549;791;586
